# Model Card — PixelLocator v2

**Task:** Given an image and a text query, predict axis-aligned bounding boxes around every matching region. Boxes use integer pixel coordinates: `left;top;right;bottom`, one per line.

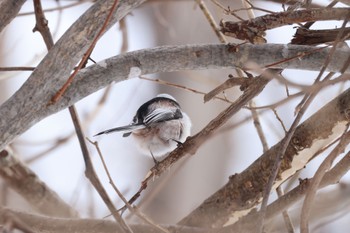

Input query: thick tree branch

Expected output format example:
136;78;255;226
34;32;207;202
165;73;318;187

0;43;349;152
0;0;26;33
179;87;350;227
292;27;350;45
0;0;146;150
0;149;78;218
0;206;210;233
221;8;350;42
221;150;350;233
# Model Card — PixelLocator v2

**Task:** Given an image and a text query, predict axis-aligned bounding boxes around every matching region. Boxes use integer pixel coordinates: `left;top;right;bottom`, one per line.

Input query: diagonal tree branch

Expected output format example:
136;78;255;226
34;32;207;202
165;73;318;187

221;150;350;233
179;86;350;227
0;0;26;33
0;149;79;218
0;0;146;151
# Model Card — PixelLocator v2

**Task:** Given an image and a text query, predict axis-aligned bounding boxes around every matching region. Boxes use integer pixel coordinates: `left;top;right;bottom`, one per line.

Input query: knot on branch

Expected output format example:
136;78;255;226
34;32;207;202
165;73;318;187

220;20;267;44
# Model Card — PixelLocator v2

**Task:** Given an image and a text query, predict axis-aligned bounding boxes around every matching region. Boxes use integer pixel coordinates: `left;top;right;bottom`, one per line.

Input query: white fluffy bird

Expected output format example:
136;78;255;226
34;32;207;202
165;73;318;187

94;94;191;162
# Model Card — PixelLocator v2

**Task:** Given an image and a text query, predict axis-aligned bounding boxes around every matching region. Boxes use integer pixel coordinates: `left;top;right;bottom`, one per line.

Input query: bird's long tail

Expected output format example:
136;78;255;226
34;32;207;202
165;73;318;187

94;124;145;137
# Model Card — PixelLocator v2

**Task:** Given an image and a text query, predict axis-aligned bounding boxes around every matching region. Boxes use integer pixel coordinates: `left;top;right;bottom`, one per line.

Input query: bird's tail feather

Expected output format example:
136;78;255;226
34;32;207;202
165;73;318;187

94;124;145;137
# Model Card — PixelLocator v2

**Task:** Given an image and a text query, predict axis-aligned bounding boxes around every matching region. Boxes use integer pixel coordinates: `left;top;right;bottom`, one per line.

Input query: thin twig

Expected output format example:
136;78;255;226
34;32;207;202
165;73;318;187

301;18;350;232
203;73;252;103
258;11;350;233
50;0;120;104
86;139;170;233
124;72;272;209
119;18;129;53
18;1;92;16
31;2;129;225
138;76;233;103
0;67;35;71
33;0;54;49
69;106;133;233
242;0;255;19
195;0;227;43
249;101;269;152
276;187;295;233
272;108;288;134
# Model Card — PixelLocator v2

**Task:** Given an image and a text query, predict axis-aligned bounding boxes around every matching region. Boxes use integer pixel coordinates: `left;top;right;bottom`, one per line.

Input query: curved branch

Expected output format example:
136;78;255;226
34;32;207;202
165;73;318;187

0;44;349;151
0;0;146;151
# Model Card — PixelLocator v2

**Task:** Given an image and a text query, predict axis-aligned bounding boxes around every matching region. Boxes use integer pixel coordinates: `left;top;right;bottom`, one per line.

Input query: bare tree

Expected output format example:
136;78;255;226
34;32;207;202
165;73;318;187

0;0;350;233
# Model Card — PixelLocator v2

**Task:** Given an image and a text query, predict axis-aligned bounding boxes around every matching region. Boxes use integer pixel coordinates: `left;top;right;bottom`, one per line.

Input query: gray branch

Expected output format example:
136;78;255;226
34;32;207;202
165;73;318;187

0;43;349;151
0;206;208;233
0;149;79;218
179;87;350;227
0;0;146;150
0;0;26;33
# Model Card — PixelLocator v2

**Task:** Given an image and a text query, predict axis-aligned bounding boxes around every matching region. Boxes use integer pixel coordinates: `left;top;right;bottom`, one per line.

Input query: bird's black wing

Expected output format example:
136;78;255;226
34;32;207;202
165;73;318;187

143;108;182;125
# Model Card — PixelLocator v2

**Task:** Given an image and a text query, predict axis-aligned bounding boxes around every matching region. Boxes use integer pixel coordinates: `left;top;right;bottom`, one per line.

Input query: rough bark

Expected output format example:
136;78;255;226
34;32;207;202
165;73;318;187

0;43;349;151
179;87;350;227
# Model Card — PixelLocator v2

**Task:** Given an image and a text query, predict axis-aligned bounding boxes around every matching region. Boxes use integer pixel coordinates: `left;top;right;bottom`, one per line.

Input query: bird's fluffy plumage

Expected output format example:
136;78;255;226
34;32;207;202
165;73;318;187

94;94;191;160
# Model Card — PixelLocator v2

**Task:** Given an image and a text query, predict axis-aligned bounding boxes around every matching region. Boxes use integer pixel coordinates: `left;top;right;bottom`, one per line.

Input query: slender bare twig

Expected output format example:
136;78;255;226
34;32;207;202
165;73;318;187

249;101;269;152
31;1;128;225
32;0;130;229
272;108;288;134
276;187;295;233
241;0;255;19
258;12;350;233
24;83;113;164
195;0;227;43
50;0;120;104
125;72;271;210
248;74;296;232
119;18;129;53
33;0;54;49
203;72;252;103
18;1;92;16
69;106;133;233
0;67;35;72
250;75;295;233
246;92;303;110
139;76;233;103
87;139;170;233
197;0;246;86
